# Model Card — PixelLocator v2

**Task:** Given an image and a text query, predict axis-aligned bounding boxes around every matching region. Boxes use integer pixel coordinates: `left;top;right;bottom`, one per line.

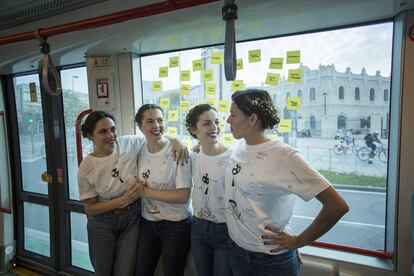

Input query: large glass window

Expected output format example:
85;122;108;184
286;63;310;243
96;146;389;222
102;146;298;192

14;75;47;195
140;22;392;253
61;67;90;200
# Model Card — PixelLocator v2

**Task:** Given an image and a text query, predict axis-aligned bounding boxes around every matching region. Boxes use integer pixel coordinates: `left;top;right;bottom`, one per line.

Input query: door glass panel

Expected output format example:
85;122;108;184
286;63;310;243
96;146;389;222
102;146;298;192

14;75;48;195
61;67;90;200
70;212;93;271
24;202;50;257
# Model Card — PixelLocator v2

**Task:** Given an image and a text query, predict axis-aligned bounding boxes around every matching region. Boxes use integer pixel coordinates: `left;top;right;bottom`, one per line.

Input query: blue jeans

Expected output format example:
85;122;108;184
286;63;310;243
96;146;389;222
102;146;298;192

227;238;300;276
191;217;232;276
87;207;141;276
135;217;191;276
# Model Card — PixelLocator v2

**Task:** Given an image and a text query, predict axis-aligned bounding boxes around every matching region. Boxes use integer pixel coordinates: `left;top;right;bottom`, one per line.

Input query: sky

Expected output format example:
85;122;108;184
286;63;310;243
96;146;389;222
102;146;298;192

142;22;393;89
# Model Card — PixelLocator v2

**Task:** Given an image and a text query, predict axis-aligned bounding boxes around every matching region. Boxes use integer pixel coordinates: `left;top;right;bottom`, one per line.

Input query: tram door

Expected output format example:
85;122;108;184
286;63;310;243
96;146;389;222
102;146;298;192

10;66;93;274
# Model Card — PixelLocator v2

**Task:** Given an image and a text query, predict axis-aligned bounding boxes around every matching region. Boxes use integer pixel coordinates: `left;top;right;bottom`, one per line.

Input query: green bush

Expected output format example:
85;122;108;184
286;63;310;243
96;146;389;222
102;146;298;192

319;170;386;188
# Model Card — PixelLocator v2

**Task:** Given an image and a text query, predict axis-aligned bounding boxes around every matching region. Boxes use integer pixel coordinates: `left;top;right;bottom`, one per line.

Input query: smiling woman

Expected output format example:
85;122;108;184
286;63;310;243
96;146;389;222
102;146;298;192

134;104;192;276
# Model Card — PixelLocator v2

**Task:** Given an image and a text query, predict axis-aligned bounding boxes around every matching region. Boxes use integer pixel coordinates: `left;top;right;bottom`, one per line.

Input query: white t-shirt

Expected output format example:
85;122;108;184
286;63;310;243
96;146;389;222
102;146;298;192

139;140;192;222
77;135;145;201
225;140;330;254
191;149;232;223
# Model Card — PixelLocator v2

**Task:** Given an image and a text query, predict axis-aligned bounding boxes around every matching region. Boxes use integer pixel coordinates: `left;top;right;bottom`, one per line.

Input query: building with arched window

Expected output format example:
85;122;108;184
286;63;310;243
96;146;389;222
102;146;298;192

267;65;390;138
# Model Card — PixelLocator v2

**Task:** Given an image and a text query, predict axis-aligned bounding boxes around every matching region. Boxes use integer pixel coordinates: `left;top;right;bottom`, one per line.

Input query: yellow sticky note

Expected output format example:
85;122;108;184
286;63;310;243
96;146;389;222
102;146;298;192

211;52;223;64
221;133;234;146
205;83;217;95
169;56;179;68
287;96;301;110
267;133;278;141
269;58;283;69
180;101;190;112
159;67;168;78
248;49;261;63
180;84;191;95
265;73;280;86
182;139;193;148
220;120;226;130
160;97;170;109
168;110;178;122
167;127;177;137
202;70;213;82
286;50;301;64
231;80;244;92
237;58;243;70
193;59;203;71
205;98;216;106
180;70;191;81
288;69;302;82
152;81;162;92
277;119;292;133
218;100;229;113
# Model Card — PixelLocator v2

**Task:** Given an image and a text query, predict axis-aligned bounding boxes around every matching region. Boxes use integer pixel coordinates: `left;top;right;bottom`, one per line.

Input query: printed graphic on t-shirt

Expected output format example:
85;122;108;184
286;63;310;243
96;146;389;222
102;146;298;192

227;161;261;239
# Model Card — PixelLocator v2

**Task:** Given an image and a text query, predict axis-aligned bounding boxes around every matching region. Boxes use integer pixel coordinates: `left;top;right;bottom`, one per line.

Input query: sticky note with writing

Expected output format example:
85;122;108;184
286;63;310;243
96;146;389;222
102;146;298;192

159;67;168;78
286;50;301;64
202;70;213;82
205;83;217;95
211;52;223;64
265;73;280;86
277;119;292;133
180;70;190;81
248;49;261;63
180;84;191;95
160;97;170;109
288;69;302;82
169;56;179;68
193;59;203;71
287;96;301;110
152;81;162;92
269;58;283;69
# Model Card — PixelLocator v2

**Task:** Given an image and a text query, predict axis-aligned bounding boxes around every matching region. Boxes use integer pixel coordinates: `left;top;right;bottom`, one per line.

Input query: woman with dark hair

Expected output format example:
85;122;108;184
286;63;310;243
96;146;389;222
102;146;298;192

225;89;349;276
135;104;192;276
77;110;187;276
185;104;232;276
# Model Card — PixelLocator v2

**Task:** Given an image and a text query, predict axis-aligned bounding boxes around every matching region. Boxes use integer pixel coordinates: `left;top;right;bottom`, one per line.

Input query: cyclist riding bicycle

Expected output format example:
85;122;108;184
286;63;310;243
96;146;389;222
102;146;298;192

364;130;381;157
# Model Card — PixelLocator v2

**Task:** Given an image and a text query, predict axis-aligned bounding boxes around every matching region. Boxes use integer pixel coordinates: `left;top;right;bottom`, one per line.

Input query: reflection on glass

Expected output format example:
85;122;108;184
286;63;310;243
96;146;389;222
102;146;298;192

70;212;93;271
61;67;90;200
14;75;48;195
140;23;393;251
24;202;50;257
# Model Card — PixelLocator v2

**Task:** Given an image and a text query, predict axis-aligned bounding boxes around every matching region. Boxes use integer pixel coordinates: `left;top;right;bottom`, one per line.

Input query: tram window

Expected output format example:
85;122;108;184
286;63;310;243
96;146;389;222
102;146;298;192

70;212;93;271
24;202;50;257
13;75;48;195
61;67;90;201
140;22;393;253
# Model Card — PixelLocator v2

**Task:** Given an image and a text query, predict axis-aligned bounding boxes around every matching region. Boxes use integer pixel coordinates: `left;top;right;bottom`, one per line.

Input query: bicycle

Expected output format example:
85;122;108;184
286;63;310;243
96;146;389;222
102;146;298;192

333;140;363;155
356;145;388;163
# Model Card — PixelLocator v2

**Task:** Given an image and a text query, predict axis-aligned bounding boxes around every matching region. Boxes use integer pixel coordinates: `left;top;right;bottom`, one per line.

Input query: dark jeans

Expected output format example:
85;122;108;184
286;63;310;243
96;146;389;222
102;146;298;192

191;217;232;276
227;238;300;276
135;217;191;276
87;207;141;276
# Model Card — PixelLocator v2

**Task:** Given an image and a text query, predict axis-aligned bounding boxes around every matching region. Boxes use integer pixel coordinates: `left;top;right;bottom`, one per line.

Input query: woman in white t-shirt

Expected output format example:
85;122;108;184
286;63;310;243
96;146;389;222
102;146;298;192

185;104;232;276
77;111;188;276
135;104;192;276
225;89;349;276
